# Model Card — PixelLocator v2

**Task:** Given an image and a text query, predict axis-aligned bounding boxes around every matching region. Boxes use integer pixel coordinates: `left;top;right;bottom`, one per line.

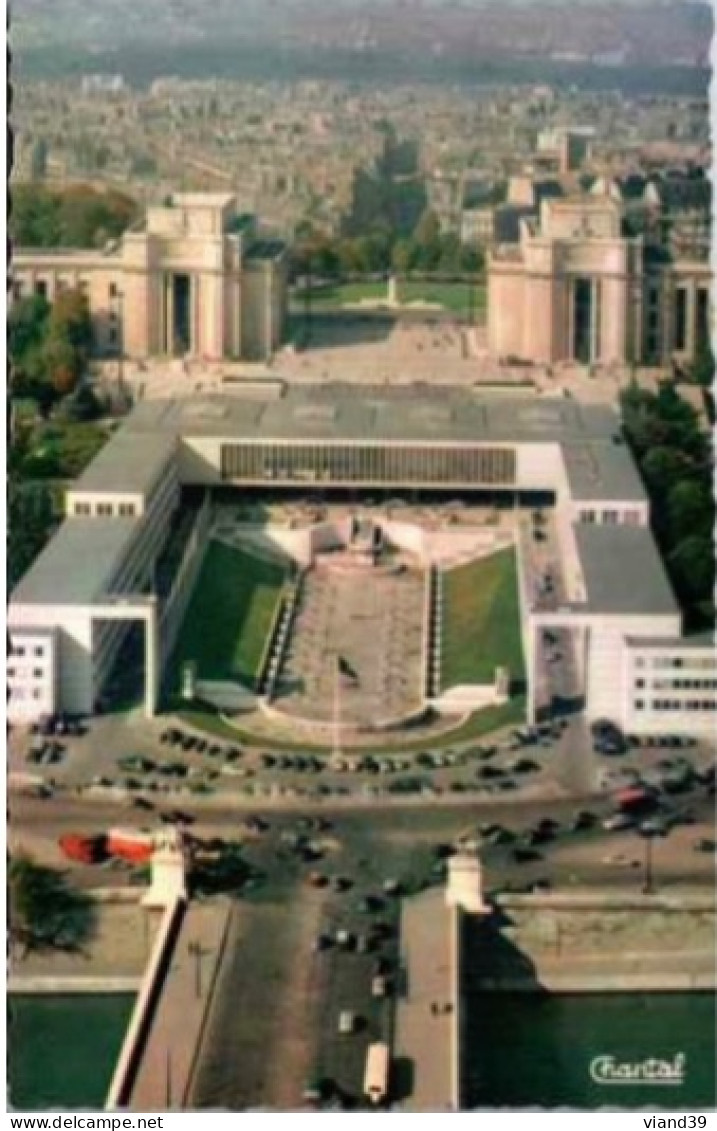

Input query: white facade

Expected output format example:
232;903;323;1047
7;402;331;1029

8;387;714;738
623;637;717;736
7;628;58;721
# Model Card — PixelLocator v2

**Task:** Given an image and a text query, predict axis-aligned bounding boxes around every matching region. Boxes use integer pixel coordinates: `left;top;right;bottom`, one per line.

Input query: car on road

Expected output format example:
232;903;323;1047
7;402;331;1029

571;810;597;831
511;758;540;774
591;718;627;755
602;812;635;831
639;818;669;836
338;1010;357;1035
512;847;543;863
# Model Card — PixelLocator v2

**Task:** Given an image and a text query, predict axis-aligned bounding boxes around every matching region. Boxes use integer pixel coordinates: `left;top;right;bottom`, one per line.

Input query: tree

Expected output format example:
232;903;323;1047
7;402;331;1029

10;184;137;249
668;535;715;604
48;288;93;354
640;446;688;492
9;854;96;959
690;345;715;389
666;479;713;542
9;294;50;369
459;243;485;274
43;337;82;396
30;137;49;181
413;208;441;248
10;185;61;246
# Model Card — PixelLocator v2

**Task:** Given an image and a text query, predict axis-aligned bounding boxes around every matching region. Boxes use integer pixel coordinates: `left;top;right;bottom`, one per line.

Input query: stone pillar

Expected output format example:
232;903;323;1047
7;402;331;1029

165;273;175;355
686;282;697;360
144;598;159;718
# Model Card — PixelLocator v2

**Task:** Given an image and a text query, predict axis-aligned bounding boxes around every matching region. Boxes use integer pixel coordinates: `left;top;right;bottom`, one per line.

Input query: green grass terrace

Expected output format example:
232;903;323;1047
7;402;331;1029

167;542;287;696
441;548;525;692
290;278;487;319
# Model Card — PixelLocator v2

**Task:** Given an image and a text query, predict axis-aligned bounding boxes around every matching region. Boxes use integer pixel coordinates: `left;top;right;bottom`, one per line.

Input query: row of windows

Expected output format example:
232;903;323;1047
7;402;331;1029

635;656;717;671
220;444;517;486
10;687;45;702
10;644;46;659
8;667;46;679
636;678;717;691
14;279;121;302
74;501;137;518
580;509;642;526
635;699;716;711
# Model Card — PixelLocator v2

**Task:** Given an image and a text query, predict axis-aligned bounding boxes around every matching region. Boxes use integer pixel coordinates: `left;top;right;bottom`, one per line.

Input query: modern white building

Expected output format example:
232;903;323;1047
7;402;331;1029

8;384;714;737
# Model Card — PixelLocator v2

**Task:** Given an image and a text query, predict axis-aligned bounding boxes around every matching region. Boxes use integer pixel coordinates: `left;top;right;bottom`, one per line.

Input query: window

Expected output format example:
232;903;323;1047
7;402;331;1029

8;667;16;678
34;280;48;299
674;287;687;350
635;679;645;689
13;646;25;658
109;282;118;299
34;647;44;658
12;280;23;301
696;288;709;353
634;657;646;669
74;503;91;516
96;503;113;517
118;503;136;517
634;699;645;710
33;668;43;678
32;689;43;700
602;510;618;524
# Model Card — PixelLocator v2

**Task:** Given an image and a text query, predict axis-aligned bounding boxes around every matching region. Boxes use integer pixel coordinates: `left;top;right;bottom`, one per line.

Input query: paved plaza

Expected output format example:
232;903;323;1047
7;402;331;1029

101;314;649;407
274;563;425;728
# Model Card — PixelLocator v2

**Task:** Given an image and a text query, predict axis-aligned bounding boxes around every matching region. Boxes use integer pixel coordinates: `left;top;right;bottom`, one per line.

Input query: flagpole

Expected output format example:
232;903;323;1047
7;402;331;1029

333;653;342;762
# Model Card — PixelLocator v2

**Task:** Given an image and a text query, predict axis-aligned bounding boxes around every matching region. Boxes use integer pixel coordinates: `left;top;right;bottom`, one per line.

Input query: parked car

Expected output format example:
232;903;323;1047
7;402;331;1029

602;812;635;831
591;718;627;755
571;810;597;831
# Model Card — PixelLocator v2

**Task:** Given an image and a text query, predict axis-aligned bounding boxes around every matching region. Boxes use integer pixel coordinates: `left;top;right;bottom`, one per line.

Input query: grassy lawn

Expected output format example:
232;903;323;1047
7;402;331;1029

289;279;487;319
177;694;526;755
291;281;388;308
167;542;286;692
19;421;112;479
398;279;486;316
441;548;525;690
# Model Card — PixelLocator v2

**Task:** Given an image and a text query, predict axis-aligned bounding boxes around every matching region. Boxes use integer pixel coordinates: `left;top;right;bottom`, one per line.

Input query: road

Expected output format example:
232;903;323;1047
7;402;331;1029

11;783;714;1111
11;784;715;895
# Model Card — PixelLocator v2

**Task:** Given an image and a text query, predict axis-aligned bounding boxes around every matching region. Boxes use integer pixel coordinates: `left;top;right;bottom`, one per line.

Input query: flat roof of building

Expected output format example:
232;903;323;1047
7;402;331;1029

125;385;622;445
11;518;139;606
122;387;645;502
562;440;646;502
69;430;177;497
625;630;714;650
574;524;679;616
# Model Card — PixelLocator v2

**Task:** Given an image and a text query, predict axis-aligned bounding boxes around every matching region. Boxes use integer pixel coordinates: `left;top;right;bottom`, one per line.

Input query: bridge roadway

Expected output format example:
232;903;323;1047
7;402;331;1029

393;889;456;1111
127;900;231;1111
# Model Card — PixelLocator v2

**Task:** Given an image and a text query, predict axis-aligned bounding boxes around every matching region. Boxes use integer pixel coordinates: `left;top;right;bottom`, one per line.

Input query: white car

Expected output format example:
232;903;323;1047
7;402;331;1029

602;812;634;831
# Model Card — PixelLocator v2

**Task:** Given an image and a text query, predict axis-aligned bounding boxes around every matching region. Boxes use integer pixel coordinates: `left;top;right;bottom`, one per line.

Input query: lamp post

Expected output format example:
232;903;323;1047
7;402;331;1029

640;827;656;895
188;940;203;999
467;271;475;329
303;266;313;348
